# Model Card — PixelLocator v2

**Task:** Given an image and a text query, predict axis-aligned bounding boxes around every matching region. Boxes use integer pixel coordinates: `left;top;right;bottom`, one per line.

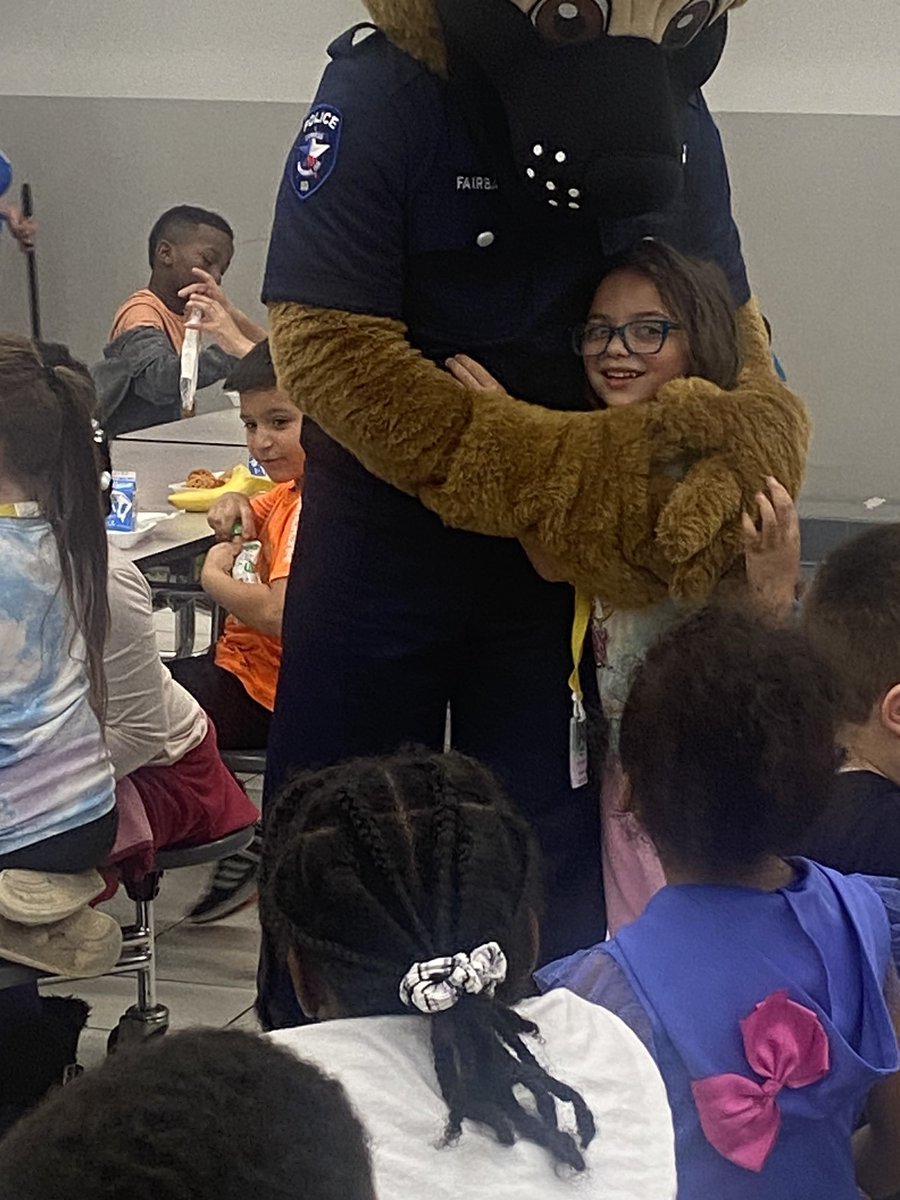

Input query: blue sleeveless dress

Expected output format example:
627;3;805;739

537;860;899;1199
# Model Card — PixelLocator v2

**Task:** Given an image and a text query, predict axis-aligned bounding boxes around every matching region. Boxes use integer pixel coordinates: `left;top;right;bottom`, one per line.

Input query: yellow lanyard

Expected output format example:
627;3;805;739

568;590;593;708
0;501;39;517
567;590;593;790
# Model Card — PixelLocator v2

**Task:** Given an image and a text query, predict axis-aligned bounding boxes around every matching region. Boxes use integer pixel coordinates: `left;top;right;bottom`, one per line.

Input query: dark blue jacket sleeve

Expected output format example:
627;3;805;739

262;41;414;318
682;93;750;306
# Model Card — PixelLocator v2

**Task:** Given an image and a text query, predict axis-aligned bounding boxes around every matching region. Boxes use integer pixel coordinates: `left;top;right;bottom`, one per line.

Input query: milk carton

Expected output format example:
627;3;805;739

106;471;138;533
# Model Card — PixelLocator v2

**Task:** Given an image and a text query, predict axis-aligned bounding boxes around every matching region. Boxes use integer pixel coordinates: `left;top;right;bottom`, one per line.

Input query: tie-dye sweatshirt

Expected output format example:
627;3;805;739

0;511;114;856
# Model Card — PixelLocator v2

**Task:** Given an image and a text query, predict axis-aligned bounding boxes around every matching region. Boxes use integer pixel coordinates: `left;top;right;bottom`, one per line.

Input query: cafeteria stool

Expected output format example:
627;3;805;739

0;825;256;1053
220;749;267;779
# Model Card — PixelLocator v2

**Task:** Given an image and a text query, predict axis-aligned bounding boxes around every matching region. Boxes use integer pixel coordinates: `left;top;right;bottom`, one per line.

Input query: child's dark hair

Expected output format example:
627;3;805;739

260;748;596;1171
619;607;837;872
0;336;108;716
224;338;277;394
598;239;740;391
0;1029;374;1200
802;524;900;726
148;204;234;267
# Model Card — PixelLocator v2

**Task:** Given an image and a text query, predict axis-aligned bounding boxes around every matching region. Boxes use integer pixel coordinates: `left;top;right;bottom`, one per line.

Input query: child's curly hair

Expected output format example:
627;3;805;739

0;1029;373;1200
619;606;838;872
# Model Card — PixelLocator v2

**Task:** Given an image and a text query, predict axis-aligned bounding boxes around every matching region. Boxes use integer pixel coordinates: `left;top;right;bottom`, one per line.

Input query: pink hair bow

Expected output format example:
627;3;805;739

691;990;830;1173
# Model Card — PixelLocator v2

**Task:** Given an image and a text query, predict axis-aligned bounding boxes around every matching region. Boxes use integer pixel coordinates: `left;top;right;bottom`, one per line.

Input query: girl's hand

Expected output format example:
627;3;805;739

445;354;503;393
742;476;800;623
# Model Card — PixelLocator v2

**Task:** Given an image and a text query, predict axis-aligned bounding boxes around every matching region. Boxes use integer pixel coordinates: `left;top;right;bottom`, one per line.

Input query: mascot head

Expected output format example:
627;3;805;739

364;0;749;220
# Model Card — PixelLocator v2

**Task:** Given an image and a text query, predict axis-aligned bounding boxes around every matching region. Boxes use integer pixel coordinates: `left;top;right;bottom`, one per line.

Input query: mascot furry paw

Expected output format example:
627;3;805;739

256;0;804;1028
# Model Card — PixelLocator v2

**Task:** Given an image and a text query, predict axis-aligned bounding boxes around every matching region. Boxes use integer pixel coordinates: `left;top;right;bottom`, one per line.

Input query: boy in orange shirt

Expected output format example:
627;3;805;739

169;339;303;921
169;339;303;747
95;204;266;436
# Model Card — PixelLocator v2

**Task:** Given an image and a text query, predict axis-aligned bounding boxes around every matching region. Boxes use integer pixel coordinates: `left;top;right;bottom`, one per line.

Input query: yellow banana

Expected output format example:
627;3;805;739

168;464;275;512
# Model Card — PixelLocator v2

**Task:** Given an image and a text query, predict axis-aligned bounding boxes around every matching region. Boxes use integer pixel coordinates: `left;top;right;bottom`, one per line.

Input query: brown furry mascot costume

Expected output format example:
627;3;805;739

257;0;808;1028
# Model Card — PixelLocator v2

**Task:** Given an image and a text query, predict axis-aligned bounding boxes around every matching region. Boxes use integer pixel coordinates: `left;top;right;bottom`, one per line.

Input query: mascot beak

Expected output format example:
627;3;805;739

435;0;729;222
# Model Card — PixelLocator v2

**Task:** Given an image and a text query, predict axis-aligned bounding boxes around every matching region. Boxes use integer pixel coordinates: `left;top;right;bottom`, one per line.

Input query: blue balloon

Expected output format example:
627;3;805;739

0;149;12;199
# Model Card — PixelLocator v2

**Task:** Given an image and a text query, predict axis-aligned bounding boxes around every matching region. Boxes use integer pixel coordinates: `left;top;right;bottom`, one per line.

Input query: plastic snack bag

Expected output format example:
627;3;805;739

232;540;262;584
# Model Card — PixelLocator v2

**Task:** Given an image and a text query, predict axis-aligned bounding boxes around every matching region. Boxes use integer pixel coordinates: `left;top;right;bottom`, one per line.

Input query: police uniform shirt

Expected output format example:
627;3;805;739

263;25;750;412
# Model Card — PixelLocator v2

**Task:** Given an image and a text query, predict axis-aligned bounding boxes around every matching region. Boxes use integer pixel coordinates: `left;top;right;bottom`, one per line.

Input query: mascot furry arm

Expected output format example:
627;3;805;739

269;0;808;609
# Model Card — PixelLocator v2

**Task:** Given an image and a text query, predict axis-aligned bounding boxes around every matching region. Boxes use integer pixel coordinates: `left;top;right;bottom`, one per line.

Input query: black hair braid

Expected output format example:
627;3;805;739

283;911;398;978
336;780;433;950
422;759;594;1171
492;1004;597;1149
261;750;597;1172
426;757;466;948
269;794;413;980
430;998;594;1171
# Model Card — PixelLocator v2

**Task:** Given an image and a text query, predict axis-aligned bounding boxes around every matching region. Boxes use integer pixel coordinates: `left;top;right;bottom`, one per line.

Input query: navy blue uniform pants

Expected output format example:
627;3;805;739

257;423;604;1029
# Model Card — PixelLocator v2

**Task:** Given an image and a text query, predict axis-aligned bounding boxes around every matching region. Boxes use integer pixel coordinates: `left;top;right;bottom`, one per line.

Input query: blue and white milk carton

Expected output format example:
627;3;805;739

106;470;138;533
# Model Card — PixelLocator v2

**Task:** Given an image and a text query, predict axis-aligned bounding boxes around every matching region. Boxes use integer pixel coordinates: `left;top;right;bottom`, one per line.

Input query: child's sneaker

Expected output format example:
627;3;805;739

188;830;262;924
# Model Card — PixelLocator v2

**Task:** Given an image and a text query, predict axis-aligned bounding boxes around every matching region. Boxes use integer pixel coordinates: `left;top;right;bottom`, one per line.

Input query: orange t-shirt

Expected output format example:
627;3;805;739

111;289;187;353
214;482;301;712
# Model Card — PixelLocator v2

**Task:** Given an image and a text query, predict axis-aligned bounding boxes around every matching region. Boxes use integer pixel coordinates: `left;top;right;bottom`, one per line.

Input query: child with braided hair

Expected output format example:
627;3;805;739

261;748;676;1199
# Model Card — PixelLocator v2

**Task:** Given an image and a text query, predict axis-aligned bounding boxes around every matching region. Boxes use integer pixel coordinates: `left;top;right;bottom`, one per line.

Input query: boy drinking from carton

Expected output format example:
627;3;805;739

95;204;266;436
169;340;304;921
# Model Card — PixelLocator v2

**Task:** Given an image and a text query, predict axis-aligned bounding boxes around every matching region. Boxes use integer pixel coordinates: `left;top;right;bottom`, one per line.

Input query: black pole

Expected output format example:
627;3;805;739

21;183;41;342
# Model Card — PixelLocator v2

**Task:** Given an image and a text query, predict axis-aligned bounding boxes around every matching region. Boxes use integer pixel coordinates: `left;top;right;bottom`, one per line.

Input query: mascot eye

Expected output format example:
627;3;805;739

663;0;715;48
528;0;610;46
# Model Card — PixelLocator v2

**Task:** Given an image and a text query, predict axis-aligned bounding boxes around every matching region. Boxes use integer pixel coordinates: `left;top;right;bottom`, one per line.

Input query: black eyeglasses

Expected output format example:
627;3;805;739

572;318;683;357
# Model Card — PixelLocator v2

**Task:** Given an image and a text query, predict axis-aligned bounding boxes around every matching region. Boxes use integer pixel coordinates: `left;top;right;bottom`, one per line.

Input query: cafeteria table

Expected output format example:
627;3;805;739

116;406;245;447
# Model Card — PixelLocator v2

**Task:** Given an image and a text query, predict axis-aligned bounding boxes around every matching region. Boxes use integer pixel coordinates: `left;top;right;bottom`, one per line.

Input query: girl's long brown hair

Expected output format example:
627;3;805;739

596;239;741;393
0;335;108;716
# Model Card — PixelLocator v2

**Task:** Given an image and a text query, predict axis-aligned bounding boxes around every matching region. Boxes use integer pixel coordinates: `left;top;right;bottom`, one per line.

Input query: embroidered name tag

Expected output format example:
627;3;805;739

456;175;499;191
292;104;343;201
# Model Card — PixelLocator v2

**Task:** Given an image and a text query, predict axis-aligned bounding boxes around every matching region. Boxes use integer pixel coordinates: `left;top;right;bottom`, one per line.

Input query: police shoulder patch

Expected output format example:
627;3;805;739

291;104;343;201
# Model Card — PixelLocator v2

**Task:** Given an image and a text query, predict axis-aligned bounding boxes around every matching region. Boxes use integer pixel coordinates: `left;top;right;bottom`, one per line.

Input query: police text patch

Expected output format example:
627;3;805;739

291;104;343;201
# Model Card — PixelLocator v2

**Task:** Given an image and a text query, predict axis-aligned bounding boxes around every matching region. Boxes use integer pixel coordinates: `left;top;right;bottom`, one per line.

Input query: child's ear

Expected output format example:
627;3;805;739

879;684;900;739
156;239;175;267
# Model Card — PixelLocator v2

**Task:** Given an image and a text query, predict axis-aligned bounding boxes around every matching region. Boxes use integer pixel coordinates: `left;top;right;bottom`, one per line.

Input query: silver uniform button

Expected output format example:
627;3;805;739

476;231;495;248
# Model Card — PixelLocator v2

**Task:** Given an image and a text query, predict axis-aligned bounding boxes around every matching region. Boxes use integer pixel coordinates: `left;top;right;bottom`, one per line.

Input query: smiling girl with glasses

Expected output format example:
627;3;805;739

447;239;800;935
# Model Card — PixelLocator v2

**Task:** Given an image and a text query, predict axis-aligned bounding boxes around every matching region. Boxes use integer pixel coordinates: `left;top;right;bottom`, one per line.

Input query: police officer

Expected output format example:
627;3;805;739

258;0;750;1028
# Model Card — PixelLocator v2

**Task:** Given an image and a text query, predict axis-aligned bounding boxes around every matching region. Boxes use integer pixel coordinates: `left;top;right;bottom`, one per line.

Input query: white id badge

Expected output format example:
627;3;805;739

569;694;588;790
